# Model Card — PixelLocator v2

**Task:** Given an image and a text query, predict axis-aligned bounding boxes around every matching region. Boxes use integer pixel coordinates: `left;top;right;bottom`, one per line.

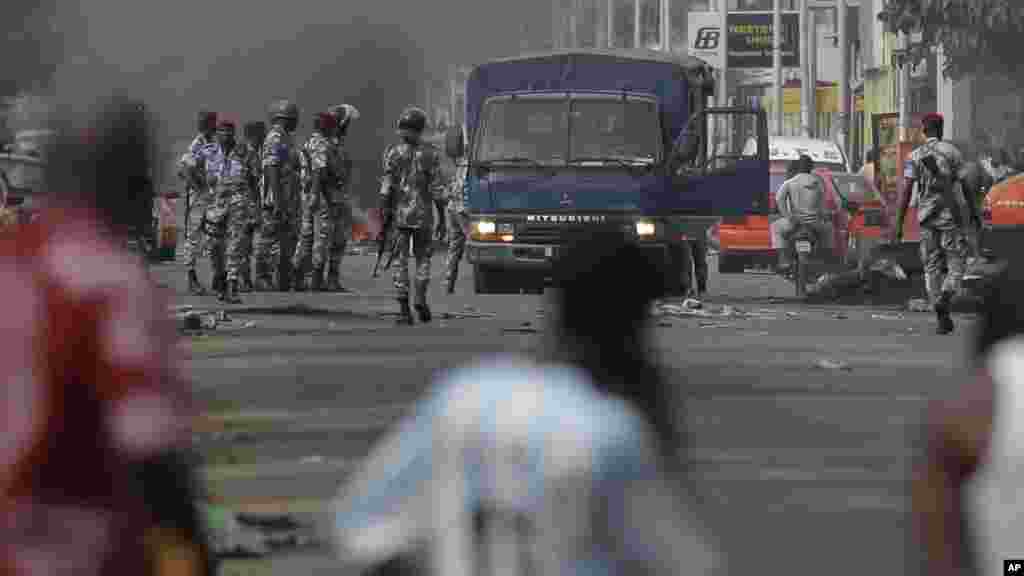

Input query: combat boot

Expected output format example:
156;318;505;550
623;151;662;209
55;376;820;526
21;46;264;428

224;279;242;304
935;293;955;335
240;268;253;293
187;269;206;295
324;265;346;292
414;282;431;323
212;272;226;295
396;299;414;325
292;271;306;292
446;274;456;295
310;266;324;292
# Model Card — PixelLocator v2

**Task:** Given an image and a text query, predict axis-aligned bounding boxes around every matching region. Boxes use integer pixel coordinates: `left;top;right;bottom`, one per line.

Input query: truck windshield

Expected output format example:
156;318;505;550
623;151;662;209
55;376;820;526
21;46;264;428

569;97;659;162
477;98;568;163
475;95;660;164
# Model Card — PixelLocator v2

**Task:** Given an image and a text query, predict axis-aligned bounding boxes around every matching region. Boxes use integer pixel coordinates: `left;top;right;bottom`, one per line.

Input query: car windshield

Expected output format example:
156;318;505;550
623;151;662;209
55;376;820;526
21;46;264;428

475;95;661;164
569;97;660;162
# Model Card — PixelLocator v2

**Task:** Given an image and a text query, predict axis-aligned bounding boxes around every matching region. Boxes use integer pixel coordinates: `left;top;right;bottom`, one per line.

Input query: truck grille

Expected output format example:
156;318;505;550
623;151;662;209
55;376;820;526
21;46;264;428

515;223;586;244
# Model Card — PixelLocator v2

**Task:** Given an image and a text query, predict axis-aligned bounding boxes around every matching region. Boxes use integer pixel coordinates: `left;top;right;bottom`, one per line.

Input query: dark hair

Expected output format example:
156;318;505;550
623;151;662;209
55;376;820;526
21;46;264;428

551;226;687;477
197;110;216;132
923;115;944;138
45;97;154;237
797;154;813;174
974;262;1024;360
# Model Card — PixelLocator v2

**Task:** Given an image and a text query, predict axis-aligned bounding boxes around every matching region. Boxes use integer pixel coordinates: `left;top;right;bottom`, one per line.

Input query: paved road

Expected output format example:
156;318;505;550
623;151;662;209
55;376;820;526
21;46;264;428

160;250;976;576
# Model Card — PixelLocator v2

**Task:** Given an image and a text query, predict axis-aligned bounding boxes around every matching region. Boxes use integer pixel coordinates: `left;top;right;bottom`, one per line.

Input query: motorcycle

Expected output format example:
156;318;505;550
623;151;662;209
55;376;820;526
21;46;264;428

791;227;819;298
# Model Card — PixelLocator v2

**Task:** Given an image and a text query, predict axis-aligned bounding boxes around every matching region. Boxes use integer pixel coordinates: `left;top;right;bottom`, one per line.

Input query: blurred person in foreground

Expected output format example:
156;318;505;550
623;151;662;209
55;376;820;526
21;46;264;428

0;97;213;575
331;225;721;576
912;260;1024;576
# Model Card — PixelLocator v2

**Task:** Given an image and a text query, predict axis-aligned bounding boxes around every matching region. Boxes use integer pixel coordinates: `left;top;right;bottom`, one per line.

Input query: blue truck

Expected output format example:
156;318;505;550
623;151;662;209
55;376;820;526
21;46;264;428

444;48;769;294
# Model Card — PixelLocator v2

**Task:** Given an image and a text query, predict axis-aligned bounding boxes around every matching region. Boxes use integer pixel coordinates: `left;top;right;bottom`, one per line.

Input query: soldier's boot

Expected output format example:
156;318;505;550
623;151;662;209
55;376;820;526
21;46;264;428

325;263;346;292
310;266;324;292
213;272;226;295
396;299;414;325
187;269;206;295
445;270;457;294
240;268;253;293
224;279;242;305
935;292;955;335
292;268;307;292
414;282;431;323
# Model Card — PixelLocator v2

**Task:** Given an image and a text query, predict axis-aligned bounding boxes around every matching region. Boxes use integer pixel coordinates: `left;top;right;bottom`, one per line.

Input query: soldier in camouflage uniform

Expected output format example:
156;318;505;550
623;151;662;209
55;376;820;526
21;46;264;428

379;107;447;325
894;113;969;335
323;103;361;292
291;112;337;291
252;100;301;291
239;121;267;292
444;144;470;294
202;119;253;303
179;110;218;294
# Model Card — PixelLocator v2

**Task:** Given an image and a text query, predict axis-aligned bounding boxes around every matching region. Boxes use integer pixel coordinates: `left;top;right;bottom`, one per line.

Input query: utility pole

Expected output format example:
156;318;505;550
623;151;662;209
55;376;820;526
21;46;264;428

836;0;849;156
634;0;642;48
808;4;817;137
773;0;783;135
660;0;671;52
608;0;615;47
897;31;910;142
799;0;812;137
718;0;729;107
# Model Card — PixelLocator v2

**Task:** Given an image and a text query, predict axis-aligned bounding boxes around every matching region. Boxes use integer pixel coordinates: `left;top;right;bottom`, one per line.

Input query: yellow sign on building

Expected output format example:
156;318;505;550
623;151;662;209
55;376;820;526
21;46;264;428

778;85;839;114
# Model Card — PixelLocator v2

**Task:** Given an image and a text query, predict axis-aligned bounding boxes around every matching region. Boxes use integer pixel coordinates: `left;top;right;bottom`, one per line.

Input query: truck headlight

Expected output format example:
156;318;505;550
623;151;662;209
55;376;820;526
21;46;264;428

474;220;496;235
635;220;656;237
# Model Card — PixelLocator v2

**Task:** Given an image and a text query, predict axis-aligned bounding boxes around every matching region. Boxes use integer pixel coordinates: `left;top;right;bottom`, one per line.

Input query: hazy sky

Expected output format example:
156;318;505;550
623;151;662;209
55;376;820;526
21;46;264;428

15;0;550;196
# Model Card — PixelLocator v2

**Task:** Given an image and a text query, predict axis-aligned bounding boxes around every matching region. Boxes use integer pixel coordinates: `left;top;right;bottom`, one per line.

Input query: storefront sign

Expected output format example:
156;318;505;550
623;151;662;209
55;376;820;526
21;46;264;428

688;12;800;70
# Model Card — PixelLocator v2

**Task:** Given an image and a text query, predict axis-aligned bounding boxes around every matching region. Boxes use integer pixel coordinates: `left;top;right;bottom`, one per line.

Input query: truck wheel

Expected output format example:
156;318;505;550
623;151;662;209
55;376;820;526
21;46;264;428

717;252;745;274
473;264;498;294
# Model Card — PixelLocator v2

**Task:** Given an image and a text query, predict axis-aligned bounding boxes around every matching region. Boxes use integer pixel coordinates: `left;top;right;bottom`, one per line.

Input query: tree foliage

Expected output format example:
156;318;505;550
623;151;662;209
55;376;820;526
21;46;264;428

879;0;1024;80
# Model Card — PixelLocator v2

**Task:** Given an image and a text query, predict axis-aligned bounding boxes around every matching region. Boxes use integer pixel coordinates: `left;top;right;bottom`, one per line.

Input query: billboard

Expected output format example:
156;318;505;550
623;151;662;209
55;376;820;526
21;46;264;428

688;12;800;70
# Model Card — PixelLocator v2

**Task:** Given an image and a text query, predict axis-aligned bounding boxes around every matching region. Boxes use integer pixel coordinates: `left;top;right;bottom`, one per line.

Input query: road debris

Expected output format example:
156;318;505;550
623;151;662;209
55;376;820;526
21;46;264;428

907;299;931;313
439;310;497;319
698;321;735;328
177;309;256;332
871;313;905;321
814;358;852;371
682;298;702;310
832;312;849;319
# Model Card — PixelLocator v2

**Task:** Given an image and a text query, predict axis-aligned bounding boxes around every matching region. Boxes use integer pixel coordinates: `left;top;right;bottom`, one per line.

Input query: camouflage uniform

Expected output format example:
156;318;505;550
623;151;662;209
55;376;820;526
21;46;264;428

443;160;470;293
323;135;354;290
381;140;446;305
180;133;217;270
905;137;969;305
253;123;301;289
237;140;262;290
291;130;334;288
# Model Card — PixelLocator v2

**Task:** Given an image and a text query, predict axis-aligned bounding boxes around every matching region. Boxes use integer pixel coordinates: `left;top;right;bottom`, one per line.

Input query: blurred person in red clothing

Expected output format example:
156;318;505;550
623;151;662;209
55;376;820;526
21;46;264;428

0;97;214;575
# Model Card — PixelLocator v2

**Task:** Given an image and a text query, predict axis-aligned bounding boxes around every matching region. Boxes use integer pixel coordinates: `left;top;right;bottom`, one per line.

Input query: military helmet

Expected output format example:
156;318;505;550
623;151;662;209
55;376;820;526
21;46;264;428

330;103;360;126
269;99;299;121
396;107;427;134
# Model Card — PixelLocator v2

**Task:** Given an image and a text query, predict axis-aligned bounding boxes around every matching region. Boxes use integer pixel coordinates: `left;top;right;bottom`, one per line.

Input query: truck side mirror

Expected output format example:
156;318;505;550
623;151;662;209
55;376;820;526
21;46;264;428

445;125;465;159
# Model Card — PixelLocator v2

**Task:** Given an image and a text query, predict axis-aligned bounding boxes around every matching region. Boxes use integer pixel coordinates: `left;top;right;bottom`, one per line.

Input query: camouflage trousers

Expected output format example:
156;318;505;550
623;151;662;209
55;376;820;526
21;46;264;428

184;191;212;269
252;207;297;288
323;199;352;281
392;226;433;304
919;216;968;305
291;189;325;278
444;208;470;286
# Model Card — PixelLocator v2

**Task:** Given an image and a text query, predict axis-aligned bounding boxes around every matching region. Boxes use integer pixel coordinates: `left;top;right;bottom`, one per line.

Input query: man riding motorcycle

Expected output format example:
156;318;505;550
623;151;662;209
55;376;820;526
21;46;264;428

770;154;832;275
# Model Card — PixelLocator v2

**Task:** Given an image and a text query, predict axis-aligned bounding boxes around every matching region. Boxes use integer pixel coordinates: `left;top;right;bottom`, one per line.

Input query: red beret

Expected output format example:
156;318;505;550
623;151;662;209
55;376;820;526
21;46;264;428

922;113;944;124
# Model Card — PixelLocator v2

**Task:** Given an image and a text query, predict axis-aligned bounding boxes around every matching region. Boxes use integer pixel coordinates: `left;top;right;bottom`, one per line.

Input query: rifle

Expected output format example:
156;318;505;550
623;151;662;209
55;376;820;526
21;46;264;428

372;178;396;278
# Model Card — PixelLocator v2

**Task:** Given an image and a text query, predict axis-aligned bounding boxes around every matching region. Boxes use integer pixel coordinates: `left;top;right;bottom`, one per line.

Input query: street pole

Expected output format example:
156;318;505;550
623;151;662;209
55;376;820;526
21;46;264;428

799;0;812;137
718;0;729;108
897;32;910;142
773;0;783;136
608;0;615;47
807;3;817;137
660;0;670;52
836;0;849;157
634;0;642;48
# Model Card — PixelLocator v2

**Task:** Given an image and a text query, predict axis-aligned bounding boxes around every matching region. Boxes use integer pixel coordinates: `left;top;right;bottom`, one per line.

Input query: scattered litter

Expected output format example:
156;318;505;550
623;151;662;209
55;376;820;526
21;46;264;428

907;299;931;313
833;312;849;319
815;358;852;371
300;455;324;464
439;310;496;319
503;327;540;334
871;313;904;321
179;309;255;332
682;298;702;310
784;311;800;319
870;259;908;281
698;321;734;328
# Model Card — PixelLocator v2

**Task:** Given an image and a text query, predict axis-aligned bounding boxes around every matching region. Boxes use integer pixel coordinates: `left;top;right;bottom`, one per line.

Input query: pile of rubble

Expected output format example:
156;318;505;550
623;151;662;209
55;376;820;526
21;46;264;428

203;504;320;558
172;305;255;332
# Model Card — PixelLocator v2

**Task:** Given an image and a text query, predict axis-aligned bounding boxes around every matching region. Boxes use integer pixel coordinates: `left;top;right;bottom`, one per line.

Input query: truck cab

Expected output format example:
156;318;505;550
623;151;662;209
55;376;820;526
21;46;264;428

446;49;768;294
